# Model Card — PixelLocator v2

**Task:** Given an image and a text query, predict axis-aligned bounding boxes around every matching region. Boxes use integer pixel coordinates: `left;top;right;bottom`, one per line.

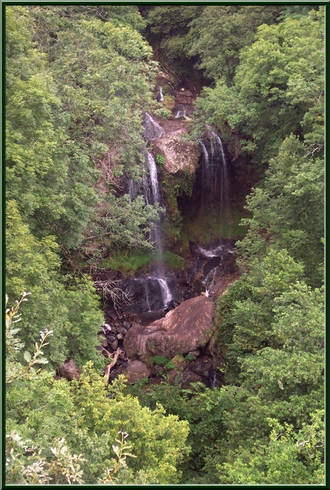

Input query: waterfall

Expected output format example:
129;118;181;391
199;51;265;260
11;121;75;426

213;133;230;227
174;103;192;120
146;151;161;205
200;130;231;237
128;178;141;202
158;86;164;102
197;243;234;297
125;112;176;313
144;151;172;308
143;112;164;140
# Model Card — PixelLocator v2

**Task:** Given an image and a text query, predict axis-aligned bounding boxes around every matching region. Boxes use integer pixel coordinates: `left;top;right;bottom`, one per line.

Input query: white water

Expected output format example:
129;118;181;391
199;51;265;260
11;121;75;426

213;132;230;227
154;277;172;307
146;152;161;204
203;268;218;297
143;151;173;308
200;130;231;243
197;244;223;258
158;86;164;102
174;104;191;120
144;112;165;140
200;141;209;166
199;243;234;297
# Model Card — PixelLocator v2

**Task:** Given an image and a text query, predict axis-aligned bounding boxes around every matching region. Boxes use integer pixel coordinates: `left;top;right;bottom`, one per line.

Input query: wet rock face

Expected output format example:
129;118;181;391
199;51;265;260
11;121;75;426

152;130;200;176
123;296;214;365
174;89;195;105
185;240;239;299
117;276;181;316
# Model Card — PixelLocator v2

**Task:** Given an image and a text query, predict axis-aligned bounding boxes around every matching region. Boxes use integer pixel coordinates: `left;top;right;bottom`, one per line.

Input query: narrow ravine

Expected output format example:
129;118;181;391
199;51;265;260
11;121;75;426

97;76;241;387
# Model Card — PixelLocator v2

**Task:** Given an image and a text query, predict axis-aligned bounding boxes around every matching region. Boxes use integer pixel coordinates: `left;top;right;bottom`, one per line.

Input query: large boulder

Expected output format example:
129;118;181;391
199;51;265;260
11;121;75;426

124;296;214;365
152;128;200;176
57;359;80;381
124;360;151;383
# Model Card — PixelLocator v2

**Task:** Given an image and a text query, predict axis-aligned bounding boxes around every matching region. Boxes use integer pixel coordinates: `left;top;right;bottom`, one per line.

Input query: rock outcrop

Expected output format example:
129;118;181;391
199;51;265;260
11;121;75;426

123;296;214;365
152;128;200;176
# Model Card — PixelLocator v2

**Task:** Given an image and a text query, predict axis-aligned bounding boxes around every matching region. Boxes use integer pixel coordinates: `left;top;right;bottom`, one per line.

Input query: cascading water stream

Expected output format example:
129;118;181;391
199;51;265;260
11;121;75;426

200;130;231;239
196;131;234;297
143;112;164;140
144;151;173;308
213;132;230;228
158;86;164;102
197;243;235;297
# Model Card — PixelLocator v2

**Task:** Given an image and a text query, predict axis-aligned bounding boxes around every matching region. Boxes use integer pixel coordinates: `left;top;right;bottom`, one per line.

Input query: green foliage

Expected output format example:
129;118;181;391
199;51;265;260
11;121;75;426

6;292;53;384
164;251;185;270
194;7;324;167
153;107;172;119
217;412;324;484
150;355;168;366
98;250;152;275
6;202;104;369
123;380;228;482
236;136;324;287
215;248;305;365
6;5;159;253
5;5;162;369
149;355;176;370
188;5;284;83
90;194;161;252
184;353;196;363
156;153;166;166
5;5;325;486
142;6;204;79
6;299;191;484
6;7;71;240
210;251;324;482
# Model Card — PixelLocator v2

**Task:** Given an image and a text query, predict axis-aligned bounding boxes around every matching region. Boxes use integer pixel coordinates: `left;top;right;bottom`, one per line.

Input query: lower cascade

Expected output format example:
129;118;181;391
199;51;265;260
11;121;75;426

144;150;174;310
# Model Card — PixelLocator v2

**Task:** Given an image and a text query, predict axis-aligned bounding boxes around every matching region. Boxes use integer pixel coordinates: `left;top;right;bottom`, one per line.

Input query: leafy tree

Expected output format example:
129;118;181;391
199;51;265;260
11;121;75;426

206;274;324;484
6;6;70;240
238;282;323;408
236;136;324;288
140;5;204;81
188;5;284;84
6;295;191;484
85;194;161;255
216;248;304;359
217;412;324;484
5;6;163;369
6;200;104;368
6;6;160;252
123;380;227;483
194;7;324;167
30;6;156;166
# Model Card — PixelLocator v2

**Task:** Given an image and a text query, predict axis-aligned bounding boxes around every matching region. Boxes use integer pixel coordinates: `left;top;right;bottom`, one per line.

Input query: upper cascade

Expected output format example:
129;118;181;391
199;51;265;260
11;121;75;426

199;130;230;213
143;112;165;141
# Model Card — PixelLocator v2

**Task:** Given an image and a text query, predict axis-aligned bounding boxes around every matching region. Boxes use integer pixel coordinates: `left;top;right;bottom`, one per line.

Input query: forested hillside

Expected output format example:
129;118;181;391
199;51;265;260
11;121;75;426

5;5;324;485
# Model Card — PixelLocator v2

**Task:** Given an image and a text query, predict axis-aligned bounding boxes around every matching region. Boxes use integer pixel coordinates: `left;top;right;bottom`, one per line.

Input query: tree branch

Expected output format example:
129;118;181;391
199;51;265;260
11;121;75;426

104;347;121;385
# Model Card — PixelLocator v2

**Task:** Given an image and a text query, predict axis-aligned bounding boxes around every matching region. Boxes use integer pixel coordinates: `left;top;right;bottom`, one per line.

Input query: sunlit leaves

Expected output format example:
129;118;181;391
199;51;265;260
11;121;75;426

188;5;283;83
217;413;324;484
194;7;324;166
